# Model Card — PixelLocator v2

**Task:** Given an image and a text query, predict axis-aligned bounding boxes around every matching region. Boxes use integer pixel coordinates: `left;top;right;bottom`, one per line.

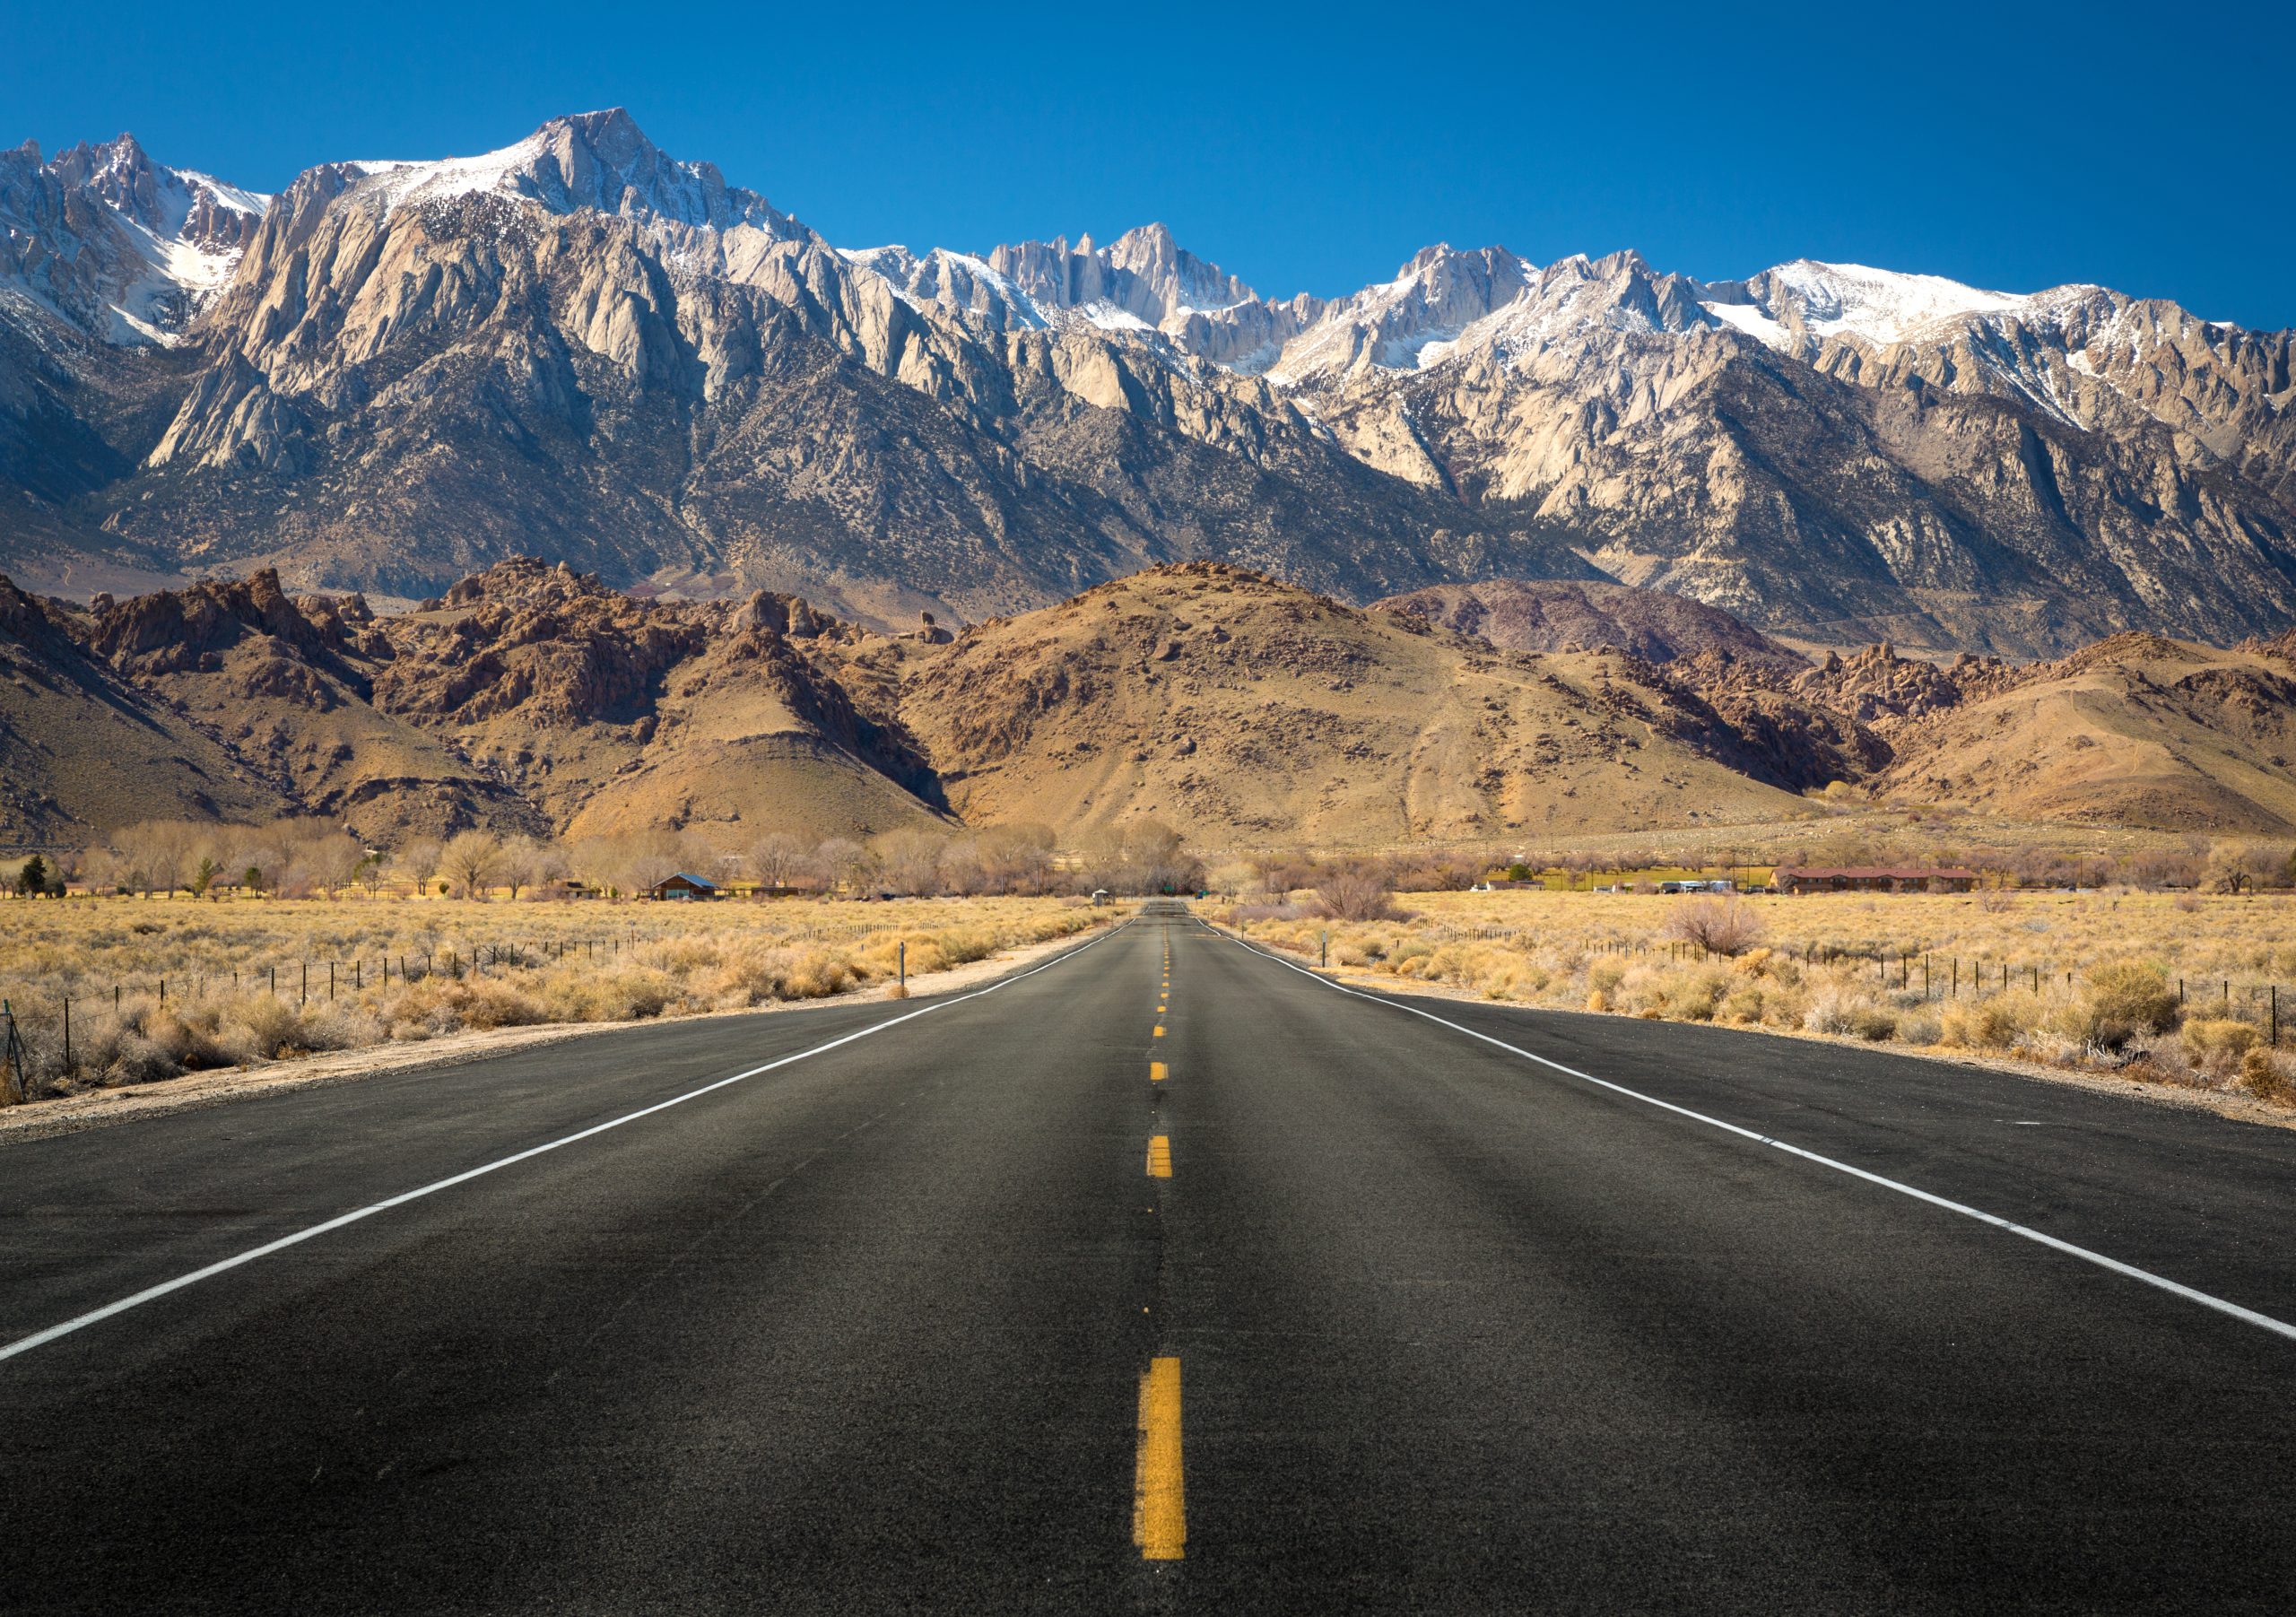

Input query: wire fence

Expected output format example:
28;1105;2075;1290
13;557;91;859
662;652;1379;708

1451;928;2292;1043
0;916;916;1100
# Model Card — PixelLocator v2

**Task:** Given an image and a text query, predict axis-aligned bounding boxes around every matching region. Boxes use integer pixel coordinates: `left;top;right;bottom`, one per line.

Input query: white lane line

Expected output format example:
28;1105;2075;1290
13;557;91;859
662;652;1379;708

0;922;1132;1363
1214;925;2296;1345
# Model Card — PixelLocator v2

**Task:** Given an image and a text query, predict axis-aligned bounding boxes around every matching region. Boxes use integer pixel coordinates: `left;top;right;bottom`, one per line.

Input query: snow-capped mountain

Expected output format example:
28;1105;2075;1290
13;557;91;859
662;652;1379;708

336;107;807;238
2;109;2292;656
0;134;265;343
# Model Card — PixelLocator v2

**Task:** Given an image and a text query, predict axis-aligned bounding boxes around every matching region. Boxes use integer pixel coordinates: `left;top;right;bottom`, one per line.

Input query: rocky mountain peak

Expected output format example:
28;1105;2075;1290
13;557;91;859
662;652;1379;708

1104;222;1258;311
0;130;265;343
48;134;160;220
985;222;1265;325
435;556;620;613
343;108;808;239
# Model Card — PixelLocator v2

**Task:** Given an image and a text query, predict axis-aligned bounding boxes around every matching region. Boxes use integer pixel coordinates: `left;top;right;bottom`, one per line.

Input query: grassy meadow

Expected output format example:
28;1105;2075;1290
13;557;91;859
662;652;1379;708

0;894;1112;1101
1222;888;2296;1110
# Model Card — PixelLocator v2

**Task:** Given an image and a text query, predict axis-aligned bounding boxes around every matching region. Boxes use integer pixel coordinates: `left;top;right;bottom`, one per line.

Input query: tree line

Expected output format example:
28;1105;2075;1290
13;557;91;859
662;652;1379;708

14;817;1207;901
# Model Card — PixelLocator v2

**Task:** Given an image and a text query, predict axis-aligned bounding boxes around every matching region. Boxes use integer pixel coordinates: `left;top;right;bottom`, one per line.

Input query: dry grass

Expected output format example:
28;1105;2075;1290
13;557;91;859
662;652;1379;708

0;895;1111;1100
1221;888;2296;1111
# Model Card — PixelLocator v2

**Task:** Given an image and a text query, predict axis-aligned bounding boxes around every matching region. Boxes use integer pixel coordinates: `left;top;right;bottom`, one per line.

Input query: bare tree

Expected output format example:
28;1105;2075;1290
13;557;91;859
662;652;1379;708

2205;839;2287;895
305;826;369;898
746;830;812;891
439;830;504;900
1666;895;1766;957
495;835;557;900
871;827;946;896
397;838;443;899
813;838;874;897
1315;864;1400;922
986;823;1058;894
113;819;197;896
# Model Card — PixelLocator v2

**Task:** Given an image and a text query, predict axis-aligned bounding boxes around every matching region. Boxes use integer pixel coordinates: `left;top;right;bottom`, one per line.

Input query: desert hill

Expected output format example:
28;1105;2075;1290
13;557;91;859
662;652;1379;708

883;564;1813;842
383;561;945;844
1363;587;2296;836
0;575;288;836
12;561;2296;848
1875;636;2296;832
1371;579;1803;666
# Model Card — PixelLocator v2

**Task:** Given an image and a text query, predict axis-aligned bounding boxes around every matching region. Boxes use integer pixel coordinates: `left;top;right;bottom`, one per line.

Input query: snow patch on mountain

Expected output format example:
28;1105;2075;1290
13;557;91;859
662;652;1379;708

1698;260;2031;349
0;134;268;345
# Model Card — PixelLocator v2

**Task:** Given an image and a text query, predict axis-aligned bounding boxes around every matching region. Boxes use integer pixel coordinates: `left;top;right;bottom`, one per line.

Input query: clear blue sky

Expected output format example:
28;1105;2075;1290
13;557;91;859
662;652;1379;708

8;0;2289;328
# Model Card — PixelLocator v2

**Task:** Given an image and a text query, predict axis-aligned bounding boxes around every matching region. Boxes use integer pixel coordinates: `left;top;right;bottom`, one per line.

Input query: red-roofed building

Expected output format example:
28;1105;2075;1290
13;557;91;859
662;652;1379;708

1772;865;1979;894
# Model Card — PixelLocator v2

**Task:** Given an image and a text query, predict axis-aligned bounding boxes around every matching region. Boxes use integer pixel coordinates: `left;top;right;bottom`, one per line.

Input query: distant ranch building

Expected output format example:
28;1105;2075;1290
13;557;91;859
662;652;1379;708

1773;865;1979;895
648;872;720;901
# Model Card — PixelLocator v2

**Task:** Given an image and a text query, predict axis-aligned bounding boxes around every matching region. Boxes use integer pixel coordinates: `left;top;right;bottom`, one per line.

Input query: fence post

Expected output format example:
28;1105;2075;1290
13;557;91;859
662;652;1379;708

899;941;907;992
1;1000;23;1105
2274;985;2279;1048
160;978;166;1010
63;995;70;1072
301;962;308;1005
1321;930;1329;968
329;962;335;1003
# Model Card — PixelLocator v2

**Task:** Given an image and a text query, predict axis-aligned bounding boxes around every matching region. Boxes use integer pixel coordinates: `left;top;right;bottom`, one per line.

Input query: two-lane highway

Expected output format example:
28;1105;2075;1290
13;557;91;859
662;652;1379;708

4;908;2296;1613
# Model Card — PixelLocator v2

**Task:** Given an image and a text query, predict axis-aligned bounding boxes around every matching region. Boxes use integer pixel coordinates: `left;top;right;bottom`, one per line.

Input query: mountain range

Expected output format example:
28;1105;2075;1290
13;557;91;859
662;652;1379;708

3;109;2292;656
8;560;2296;850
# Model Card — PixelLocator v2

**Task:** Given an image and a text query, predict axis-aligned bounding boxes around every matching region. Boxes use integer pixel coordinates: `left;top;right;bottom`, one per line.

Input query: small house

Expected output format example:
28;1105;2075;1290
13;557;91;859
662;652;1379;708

648;872;720;902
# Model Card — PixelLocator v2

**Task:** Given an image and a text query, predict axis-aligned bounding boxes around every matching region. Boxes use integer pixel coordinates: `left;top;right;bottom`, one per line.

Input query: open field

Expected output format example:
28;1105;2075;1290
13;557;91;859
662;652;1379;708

1221;889;2296;1111
0;896;1113;1101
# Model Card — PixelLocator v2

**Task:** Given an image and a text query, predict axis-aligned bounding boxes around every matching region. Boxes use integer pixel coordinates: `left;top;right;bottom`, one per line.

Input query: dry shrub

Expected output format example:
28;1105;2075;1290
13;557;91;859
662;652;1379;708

1939;991;2041;1051
1896;1009;1943;1047
454;980;549;1030
1316;867;1400;923
531;967;676;1022
778;948;858;999
1805;986;1896;1040
2239;1047;2292;1104
235;994;316;1059
2086;961;2180;1034
1666;896;1765;957
1643;967;1733;1022
2058;961;2179;1051
2182;1017;2258;1071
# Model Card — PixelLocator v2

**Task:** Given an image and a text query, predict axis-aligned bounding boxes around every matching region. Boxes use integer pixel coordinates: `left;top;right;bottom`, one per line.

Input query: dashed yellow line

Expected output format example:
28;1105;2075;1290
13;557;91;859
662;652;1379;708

1150;1061;1167;1082
1153;1025;1165;1039
1133;1357;1186;1560
1145;1135;1172;1178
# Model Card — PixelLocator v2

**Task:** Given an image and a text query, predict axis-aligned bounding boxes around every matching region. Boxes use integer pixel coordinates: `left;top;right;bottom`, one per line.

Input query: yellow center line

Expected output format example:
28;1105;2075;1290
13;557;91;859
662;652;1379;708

1153;1025;1165;1038
1150;1061;1167;1082
1145;1135;1172;1178
1133;1357;1186;1560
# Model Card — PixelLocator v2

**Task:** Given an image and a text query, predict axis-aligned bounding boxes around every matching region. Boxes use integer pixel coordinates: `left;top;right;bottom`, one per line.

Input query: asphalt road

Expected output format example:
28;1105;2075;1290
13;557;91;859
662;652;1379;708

4;906;2295;1613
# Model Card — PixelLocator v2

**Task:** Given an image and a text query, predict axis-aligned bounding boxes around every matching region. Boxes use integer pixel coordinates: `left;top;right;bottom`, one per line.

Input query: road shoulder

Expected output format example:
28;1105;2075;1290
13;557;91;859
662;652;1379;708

0;923;1115;1147
1209;921;2296;1135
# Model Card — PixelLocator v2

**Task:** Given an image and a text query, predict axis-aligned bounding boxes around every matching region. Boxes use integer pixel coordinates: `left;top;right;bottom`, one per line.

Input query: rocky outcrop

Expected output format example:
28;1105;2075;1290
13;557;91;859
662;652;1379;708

87;569;343;676
1373;578;1802;666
